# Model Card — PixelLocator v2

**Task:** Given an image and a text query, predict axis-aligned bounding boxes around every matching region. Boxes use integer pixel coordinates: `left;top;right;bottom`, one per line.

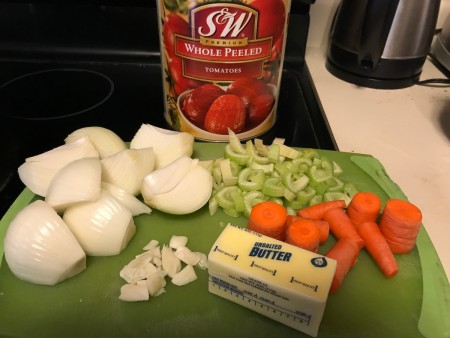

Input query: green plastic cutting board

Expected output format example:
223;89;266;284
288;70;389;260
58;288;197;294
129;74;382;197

0;143;449;338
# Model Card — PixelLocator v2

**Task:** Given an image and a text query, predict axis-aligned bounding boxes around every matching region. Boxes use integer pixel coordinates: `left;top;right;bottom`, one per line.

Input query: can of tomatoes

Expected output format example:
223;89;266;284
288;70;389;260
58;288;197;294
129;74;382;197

157;0;291;141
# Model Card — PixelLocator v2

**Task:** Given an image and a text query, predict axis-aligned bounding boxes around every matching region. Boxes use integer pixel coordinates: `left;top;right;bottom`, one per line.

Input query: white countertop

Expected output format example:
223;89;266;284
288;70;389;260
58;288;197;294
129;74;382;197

305;0;450;281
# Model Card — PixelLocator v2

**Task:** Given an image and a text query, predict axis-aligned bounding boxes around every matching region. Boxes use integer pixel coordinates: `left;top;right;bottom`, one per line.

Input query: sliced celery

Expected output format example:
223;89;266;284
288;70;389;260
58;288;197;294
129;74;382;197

237;168;264;191
224;144;249;165
262;177;285;197
245;140;270;164
208;130;359;217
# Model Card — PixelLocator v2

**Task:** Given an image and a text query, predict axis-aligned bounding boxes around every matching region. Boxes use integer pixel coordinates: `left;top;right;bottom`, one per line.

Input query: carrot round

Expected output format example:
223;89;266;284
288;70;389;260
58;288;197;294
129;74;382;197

355;221;398;278
384;237;416;254
379;199;422;254
285;215;329;244
325;238;360;293
379;221;420;240
286;219;321;253
297;200;346;220
248;201;288;241
323;208;365;249
346;192;382;226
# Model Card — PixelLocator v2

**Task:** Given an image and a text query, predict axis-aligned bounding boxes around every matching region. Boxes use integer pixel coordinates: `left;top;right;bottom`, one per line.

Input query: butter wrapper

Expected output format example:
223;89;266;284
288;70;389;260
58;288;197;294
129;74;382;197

208;223;336;337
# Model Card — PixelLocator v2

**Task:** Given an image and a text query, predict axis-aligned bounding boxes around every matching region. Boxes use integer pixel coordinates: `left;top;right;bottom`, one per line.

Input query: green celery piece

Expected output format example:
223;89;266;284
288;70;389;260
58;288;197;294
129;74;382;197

224;144;249;165
262;177;285;197
351;155;450;338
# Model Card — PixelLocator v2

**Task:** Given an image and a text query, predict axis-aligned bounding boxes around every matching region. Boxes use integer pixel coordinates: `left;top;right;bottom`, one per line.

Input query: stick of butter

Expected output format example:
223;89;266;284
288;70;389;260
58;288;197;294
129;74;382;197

208;223;336;337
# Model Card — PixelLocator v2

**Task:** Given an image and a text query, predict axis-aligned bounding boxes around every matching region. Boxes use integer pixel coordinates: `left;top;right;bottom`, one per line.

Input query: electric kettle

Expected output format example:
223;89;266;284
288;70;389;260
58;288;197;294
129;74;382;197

431;14;450;74
326;0;441;89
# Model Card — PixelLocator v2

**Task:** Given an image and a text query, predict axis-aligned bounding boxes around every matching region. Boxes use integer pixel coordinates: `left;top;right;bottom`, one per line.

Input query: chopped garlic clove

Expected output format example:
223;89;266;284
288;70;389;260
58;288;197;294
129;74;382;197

143;239;160;251
145;273;167;297
171;265;197;286
161;245;181;278
169;235;188;249
119;283;149;302
175;246;201;266
196;252;209;270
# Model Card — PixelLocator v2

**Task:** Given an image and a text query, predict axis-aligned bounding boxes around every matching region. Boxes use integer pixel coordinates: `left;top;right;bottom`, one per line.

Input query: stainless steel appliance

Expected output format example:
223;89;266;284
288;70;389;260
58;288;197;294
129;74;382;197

432;14;450;74
0;0;336;217
326;0;441;89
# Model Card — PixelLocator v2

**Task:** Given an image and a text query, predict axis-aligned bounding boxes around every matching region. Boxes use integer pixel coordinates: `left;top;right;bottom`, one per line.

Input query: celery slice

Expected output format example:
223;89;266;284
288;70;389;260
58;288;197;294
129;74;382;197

238;168;264;191
254;139;269;156
245;140;270;164
249;161;274;174
227;129;246;154
215;186;240;209
208;196;218;215
224;144;249;165
220;158;238;186
262;177;285;197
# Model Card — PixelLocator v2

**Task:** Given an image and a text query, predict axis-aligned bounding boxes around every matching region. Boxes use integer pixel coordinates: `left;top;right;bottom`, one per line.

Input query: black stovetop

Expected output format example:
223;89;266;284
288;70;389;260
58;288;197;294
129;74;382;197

0;1;336;218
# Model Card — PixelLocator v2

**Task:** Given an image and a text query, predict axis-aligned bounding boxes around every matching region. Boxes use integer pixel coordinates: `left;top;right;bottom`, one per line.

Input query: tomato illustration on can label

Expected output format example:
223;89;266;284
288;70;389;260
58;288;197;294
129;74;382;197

158;0;291;141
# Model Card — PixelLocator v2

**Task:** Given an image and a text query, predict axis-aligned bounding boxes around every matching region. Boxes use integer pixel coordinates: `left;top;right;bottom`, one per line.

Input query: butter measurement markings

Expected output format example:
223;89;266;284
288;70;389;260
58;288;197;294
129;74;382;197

209;276;312;326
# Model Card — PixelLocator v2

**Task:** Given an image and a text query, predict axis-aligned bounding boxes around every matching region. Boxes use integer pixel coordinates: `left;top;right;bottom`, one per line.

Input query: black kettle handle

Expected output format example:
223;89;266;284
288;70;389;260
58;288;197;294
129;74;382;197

358;0;400;70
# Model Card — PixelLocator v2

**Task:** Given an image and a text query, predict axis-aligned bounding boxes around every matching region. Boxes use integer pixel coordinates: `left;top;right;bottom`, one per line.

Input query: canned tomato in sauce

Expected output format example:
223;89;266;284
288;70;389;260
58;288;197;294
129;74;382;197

157;0;291;141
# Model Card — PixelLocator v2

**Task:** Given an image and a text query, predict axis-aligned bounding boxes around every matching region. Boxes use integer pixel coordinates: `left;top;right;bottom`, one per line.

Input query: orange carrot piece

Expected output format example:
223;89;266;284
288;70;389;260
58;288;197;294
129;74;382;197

384;237;416;254
346;192;382;226
248;201;288;241
285;215;329;244
380;222;420;240
297;200;346;220
379;199;422;254
380;199;422;228
355;222;398;278
323;208;365;249
286;219;321;253
326;238;361;293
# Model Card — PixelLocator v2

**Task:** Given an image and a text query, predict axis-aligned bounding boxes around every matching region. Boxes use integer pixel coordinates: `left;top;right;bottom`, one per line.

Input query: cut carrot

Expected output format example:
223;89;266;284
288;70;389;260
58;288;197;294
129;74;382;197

355;221;398;278
285;215;329;244
323;208;364;249
247;201;288;241
384;237;416;254
379;199;422;254
286;219;321;253
346;192;382;226
379;221;420;240
325;238;361;293
297;200;346;220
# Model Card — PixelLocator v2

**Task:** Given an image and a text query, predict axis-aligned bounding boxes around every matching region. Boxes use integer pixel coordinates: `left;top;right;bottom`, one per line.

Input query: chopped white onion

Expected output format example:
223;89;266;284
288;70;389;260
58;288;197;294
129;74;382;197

45;157;102;212
65;126;127;159
4;200;86;285
63;190;136;256
101;182;151;216
130;124;194;168
141;156;213;215
101;147;155;196
18;136;99;197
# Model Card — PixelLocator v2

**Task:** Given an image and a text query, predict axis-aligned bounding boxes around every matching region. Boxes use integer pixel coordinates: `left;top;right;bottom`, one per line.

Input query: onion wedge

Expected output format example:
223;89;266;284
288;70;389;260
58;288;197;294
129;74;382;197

65;126;127;159
4;200;86;285
63;191;136;256
46;157;102;212
18;136;99;197
141;156;213;215
130;124;194;168
101;147;155;196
